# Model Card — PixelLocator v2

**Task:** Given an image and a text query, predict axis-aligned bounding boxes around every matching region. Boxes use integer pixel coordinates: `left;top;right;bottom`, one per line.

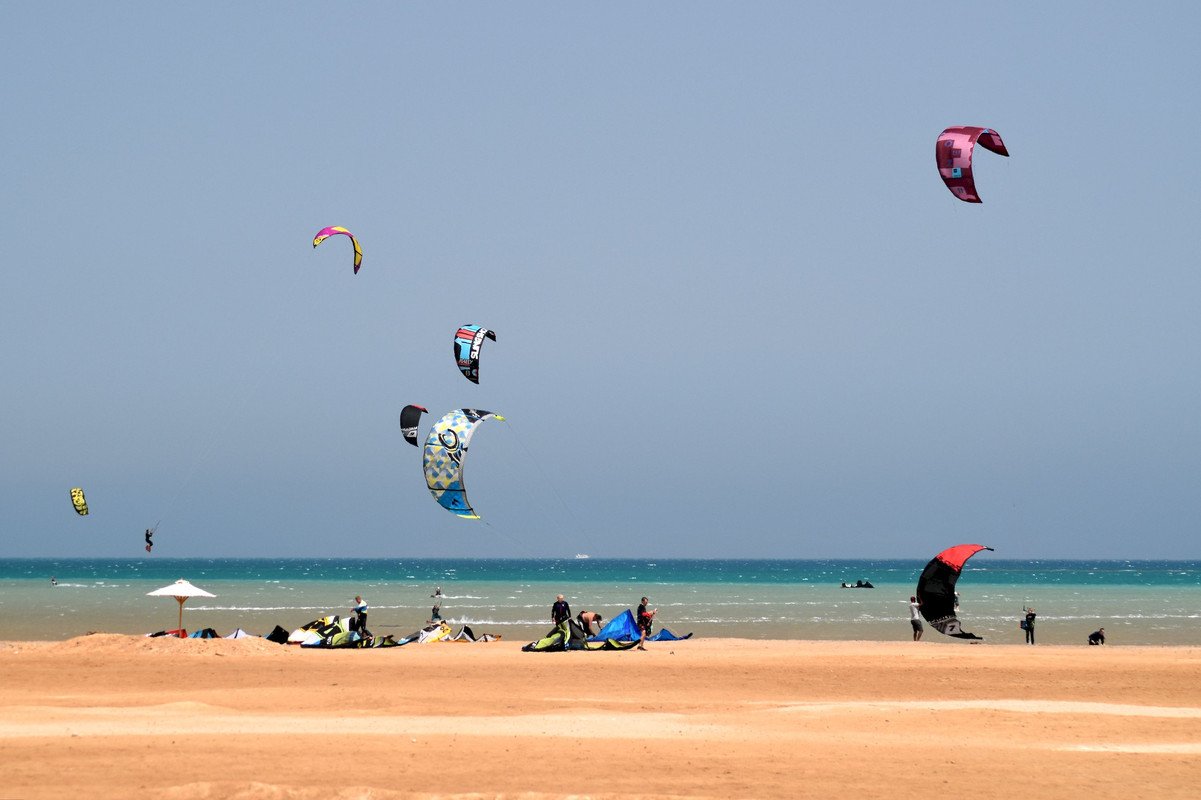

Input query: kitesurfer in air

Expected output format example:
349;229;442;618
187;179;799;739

144;528;154;553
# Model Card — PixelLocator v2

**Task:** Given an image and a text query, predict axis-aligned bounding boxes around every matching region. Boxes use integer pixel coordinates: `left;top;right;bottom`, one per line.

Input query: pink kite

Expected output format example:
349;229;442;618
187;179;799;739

936;127;1009;203
312;226;362;274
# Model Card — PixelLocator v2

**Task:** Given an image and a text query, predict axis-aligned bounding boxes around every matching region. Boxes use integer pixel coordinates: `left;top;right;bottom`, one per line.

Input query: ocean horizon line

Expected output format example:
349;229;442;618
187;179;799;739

7;556;1200;563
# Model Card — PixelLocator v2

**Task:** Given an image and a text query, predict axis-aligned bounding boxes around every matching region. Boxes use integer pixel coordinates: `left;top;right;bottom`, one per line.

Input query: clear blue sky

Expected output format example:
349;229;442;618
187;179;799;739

3;4;1199;559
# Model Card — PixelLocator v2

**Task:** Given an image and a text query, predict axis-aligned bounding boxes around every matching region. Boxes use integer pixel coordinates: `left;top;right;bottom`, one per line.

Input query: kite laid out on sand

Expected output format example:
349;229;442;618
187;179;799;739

936;127;1009;203
313;226;362;274
916;544;993;639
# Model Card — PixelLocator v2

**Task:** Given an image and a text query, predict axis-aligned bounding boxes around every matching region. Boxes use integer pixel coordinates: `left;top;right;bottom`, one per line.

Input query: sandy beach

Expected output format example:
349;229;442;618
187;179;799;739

1;636;1199;800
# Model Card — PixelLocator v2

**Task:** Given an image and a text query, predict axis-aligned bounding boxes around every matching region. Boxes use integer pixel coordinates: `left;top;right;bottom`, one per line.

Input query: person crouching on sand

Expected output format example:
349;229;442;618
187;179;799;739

576;611;603;637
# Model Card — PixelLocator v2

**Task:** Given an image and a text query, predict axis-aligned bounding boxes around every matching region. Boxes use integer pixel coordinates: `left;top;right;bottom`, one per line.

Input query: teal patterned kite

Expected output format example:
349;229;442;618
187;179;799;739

423;408;504;519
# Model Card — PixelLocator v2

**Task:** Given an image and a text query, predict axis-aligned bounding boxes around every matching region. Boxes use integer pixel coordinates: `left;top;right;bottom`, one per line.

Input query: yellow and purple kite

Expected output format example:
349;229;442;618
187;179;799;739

936;127;1009;203
312;226;362;274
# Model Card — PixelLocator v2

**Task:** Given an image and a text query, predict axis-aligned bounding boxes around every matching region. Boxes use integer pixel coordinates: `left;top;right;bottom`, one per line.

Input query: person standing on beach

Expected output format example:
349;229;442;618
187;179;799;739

1023;606;1037;644
352;596;368;634
551;595;571;627
636;597;656;650
909;596;923;641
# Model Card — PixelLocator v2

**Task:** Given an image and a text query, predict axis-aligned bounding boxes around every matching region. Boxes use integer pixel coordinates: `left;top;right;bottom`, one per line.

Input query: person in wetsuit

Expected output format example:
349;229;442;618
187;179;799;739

1023;606;1037;644
351;596;368;634
551;595;572;626
145;528;154;553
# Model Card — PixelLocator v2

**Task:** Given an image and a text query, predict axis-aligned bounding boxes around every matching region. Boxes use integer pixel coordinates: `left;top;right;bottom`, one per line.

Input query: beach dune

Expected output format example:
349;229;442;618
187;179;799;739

1;636;1199;799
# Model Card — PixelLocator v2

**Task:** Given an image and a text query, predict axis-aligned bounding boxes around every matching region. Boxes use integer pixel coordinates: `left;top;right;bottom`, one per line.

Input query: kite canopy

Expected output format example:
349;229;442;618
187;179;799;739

147;579;216;638
453;325;496;384
70;487;88;516
312;226;362;274
399;404;428;447
423;408;504;519
593;610;693;642
522;620;639;652
936;127;1009;203
916;544;993;640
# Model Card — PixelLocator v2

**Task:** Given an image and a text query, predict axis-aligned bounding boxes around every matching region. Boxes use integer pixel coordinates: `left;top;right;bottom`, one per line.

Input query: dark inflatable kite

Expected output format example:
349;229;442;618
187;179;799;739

936;127;1009;203
453;324;495;384
70;487;88;516
399;404;428;447
916;543;993;639
312;226;362;274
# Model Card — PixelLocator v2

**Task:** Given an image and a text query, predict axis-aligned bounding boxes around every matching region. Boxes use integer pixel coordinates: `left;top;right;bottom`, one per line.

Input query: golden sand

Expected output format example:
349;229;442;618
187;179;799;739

1;635;1199;799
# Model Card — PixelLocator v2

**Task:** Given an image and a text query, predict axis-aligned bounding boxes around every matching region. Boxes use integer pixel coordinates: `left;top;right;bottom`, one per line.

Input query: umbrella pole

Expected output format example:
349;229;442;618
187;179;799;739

178;598;184;637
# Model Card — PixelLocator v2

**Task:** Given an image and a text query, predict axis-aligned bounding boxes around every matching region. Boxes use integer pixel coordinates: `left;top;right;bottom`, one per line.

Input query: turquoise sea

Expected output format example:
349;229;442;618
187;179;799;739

2;558;1199;645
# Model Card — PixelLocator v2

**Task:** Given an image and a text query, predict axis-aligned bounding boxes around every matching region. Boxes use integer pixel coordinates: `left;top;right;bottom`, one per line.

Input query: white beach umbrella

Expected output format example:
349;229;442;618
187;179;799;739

146;579;216;637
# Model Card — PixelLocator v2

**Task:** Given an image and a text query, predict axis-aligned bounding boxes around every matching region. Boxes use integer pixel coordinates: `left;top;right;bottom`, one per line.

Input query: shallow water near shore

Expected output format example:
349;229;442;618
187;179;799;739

2;558;1199;645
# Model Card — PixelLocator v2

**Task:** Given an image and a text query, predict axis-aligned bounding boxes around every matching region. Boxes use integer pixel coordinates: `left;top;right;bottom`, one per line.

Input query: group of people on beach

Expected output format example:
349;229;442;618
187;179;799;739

429;586;443;622
552;593;656;650
347;587;447;629
909;596;1106;645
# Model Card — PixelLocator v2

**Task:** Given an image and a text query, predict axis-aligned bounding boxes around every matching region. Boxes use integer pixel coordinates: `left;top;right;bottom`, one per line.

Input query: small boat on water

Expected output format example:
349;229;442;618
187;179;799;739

574;554;590;560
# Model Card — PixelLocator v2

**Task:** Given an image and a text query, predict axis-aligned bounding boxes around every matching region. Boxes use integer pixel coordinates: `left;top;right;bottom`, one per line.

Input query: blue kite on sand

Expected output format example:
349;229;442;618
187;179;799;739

590;609;693;642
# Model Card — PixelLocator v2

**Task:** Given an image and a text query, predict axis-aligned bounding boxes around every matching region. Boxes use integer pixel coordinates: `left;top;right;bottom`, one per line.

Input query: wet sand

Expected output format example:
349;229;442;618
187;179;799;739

1;635;1199;799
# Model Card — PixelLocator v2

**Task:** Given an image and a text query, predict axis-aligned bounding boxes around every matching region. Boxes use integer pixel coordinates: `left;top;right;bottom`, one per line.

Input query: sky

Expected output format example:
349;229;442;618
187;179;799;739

2;3;1199;559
